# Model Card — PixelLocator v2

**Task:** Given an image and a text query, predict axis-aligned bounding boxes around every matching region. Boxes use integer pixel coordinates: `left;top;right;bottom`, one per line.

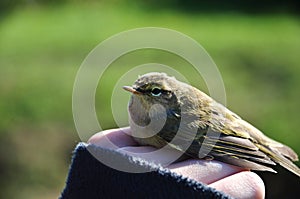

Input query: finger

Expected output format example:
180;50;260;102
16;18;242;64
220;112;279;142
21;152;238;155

88;127;138;149
117;146;185;166
167;159;246;184
209;171;265;199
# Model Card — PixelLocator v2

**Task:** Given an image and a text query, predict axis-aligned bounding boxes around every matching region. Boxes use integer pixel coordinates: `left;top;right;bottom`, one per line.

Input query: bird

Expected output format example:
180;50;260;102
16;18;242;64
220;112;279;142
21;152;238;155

123;72;300;177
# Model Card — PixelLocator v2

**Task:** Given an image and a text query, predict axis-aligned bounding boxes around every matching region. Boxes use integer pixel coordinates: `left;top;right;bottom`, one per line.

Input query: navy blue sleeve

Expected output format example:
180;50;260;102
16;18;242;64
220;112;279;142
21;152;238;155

60;143;232;199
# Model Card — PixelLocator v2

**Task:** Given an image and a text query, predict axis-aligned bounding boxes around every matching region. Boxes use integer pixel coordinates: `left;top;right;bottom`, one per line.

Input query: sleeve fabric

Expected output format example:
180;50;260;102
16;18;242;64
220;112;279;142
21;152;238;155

60;143;232;199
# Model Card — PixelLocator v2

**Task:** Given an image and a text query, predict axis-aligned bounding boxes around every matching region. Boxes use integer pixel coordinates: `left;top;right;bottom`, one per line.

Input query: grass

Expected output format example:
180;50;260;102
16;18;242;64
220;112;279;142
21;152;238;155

0;2;300;198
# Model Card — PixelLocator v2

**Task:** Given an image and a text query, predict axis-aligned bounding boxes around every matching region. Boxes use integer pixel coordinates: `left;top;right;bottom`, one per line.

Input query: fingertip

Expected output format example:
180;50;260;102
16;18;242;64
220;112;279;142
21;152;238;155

209;171;265;199
87;127;137;148
88;132;104;144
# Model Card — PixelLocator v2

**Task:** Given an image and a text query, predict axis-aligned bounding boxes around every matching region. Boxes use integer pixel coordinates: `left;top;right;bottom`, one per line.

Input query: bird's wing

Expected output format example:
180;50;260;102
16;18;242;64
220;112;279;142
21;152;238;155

160;100;300;175
158;125;278;172
203;102;300;176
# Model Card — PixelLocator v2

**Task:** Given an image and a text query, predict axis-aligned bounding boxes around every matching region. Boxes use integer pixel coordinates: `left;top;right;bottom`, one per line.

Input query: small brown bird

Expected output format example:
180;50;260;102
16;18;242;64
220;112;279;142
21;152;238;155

123;72;300;177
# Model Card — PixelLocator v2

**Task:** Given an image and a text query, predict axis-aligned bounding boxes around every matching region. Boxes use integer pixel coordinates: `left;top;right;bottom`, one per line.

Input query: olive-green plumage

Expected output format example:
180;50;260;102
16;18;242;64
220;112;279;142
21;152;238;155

123;72;300;177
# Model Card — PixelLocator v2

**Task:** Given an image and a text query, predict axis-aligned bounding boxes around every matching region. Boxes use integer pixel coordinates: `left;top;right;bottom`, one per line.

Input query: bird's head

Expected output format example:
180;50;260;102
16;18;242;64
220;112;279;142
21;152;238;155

123;72;180;109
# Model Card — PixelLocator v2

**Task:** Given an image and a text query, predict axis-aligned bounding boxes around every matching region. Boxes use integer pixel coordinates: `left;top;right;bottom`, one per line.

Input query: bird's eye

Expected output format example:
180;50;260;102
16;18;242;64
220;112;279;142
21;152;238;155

150;87;162;96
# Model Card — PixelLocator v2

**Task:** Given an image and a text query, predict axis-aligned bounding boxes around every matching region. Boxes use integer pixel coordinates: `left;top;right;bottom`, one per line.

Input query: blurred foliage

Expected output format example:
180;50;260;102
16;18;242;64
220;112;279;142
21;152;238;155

0;1;300;198
1;0;300;14
141;0;300;14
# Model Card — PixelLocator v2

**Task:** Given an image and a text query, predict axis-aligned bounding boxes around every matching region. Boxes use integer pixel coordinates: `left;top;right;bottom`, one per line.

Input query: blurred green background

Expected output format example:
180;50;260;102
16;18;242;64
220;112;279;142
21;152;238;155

0;0;299;198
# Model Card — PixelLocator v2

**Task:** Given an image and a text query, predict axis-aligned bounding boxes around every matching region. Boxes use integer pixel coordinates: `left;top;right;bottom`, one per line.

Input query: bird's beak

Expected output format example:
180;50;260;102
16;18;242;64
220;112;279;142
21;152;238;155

122;86;141;95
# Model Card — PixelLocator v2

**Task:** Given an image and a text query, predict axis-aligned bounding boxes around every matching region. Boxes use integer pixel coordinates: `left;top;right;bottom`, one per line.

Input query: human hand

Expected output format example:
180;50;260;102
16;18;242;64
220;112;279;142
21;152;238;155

88;127;265;199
